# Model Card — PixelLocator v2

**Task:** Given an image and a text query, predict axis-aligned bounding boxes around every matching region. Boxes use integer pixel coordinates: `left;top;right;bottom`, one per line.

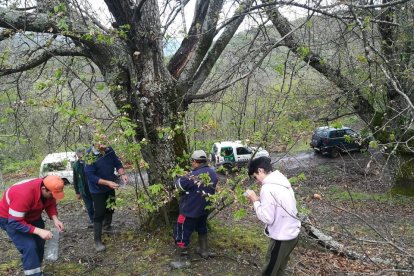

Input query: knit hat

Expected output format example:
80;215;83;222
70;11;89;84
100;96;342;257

191;150;208;161
43;175;65;200
76;148;85;155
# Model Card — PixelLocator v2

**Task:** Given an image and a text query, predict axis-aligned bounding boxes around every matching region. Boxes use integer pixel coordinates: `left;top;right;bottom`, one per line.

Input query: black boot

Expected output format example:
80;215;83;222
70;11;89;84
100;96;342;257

170;247;191;269
198;233;215;258
94;222;106;252
103;212;118;234
103;212;112;229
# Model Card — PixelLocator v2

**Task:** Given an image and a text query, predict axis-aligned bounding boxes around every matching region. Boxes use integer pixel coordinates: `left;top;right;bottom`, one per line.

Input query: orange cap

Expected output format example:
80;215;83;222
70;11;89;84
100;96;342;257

43;175;65;200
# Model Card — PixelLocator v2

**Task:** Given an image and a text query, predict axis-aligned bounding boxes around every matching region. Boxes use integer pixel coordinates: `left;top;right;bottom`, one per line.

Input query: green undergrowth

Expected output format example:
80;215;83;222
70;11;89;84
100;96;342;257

325;185;414;204
1;158;41;175
40;217;268;275
59;186;77;203
0;259;20;275
390;185;414;197
208;219;267;256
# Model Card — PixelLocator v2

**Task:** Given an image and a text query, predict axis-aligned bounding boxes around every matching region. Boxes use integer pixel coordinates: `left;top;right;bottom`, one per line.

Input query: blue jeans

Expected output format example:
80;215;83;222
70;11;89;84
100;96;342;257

0;217;45;276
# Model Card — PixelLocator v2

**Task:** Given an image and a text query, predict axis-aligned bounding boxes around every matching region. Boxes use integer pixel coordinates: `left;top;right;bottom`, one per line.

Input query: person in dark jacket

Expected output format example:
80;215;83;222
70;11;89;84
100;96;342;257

0;176;65;276
170;150;218;269
73;148;94;228
84;139;128;252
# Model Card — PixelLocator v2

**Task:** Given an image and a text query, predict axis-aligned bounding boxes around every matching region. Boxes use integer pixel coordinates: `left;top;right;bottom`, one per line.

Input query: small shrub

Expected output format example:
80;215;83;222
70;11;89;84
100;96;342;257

2;158;41;175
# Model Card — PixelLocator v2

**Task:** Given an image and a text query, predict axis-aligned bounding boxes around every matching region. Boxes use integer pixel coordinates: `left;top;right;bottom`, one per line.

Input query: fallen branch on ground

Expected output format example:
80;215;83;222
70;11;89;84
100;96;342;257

300;214;396;266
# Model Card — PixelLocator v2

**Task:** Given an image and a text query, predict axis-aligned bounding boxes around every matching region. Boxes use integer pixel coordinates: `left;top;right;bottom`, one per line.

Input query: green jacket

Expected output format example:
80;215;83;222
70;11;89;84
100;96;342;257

72;160;91;197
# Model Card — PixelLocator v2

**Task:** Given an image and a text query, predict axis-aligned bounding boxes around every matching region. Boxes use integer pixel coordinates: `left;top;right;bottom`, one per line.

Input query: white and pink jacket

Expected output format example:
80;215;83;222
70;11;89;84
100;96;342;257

253;170;301;241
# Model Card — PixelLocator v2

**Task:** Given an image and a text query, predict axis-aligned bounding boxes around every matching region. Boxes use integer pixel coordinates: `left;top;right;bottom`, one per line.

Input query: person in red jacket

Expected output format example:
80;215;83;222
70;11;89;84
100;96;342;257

0;175;65;276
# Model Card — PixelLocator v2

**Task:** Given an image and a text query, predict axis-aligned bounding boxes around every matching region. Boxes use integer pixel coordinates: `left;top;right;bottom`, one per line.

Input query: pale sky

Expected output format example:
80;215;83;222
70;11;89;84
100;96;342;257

93;0;308;39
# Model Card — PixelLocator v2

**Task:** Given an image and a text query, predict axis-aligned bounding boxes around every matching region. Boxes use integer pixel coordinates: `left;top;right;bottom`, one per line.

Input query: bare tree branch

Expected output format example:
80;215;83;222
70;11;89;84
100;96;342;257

0;47;90;77
177;0;225;84
264;1;376;124
184;0;254;102
167;0;210;78
0;6;60;33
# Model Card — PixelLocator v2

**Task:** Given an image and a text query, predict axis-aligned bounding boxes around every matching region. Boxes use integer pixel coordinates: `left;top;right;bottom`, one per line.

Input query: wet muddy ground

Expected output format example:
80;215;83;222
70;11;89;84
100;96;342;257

1;150;413;275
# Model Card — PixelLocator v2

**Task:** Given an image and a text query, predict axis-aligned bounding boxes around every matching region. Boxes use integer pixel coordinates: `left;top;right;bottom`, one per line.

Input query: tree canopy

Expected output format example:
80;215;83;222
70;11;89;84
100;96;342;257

1;0;413;188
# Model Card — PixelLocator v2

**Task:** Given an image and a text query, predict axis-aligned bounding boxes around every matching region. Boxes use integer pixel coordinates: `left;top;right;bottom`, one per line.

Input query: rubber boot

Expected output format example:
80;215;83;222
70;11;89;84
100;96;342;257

94;222;106;252
103;212;112;229
198;233;215;258
103;212;118;234
170;247;191;269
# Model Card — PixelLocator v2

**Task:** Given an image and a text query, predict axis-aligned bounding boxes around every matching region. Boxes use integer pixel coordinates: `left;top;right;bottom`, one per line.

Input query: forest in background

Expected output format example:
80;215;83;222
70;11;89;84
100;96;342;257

1;1;414;274
0;14;367;172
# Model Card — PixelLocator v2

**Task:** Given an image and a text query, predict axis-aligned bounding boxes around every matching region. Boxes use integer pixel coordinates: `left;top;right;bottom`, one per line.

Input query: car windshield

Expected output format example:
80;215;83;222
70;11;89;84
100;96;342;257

345;129;356;135
236;147;252;155
221;147;234;157
315;129;329;137
42;162;67;172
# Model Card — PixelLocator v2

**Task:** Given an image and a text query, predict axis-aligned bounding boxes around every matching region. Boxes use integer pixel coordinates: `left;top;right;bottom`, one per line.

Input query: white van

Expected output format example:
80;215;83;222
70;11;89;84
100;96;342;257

39;152;76;185
210;141;269;169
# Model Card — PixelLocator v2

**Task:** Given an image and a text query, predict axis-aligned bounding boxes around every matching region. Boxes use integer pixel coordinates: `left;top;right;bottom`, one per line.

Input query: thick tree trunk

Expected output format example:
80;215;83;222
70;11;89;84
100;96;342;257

390;155;414;194
376;0;414;193
95;0;189;186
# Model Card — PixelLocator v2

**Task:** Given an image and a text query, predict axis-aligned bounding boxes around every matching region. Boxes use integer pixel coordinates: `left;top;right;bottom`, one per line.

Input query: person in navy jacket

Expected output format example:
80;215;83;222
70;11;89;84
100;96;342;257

84;138;128;252
0;175;65;276
170;150;218;269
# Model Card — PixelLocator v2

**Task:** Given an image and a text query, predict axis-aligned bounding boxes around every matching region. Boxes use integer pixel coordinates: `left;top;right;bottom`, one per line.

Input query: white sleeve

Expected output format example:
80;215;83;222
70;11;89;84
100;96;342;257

253;187;276;225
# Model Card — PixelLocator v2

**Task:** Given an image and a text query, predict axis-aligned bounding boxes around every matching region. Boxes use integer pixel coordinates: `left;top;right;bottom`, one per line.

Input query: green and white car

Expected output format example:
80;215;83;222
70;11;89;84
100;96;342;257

39;152;76;185
210;141;269;169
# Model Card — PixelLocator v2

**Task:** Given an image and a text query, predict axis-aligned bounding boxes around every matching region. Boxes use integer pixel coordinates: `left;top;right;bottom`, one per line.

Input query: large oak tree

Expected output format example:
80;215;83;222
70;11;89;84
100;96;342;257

0;0;254;185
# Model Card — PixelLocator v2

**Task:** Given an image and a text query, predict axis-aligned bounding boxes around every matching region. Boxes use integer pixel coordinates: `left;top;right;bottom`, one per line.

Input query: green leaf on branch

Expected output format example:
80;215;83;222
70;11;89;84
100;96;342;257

54;68;63;79
356;55;368;63
53;3;66;13
332;122;343;129
96;83;105;91
289;172;306;184
57;18;69;31
369;140;378;149
4;107;14;114
275;64;284;75
149;184;163;194
298;46;310;59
